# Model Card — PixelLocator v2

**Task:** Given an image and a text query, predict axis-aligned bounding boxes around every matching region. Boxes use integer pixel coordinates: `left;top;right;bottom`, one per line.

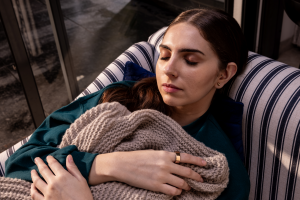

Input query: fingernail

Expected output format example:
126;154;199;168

200;178;204;183
202;160;206;165
34;157;39;164
68;155;73;163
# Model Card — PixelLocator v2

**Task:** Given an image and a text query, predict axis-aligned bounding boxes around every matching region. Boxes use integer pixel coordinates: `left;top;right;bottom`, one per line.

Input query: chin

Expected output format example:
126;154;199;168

162;96;183;107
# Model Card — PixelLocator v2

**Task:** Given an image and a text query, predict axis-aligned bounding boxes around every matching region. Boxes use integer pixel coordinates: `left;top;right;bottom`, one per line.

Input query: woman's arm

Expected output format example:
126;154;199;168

5;81;136;182
88;150;207;195
5;90;103;182
31;150;206;200
31;150;208;199
28;145;205;198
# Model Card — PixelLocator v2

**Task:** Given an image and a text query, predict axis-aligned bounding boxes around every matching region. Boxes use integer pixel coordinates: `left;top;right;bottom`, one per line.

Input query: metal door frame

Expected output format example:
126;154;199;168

0;0;45;128
0;0;79;128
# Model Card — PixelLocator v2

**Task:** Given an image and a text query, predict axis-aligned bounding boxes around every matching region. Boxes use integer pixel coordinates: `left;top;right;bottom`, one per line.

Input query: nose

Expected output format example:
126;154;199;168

163;57;178;78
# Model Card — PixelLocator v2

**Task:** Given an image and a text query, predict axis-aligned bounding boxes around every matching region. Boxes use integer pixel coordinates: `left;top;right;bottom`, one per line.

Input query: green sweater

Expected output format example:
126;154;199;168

5;80;250;200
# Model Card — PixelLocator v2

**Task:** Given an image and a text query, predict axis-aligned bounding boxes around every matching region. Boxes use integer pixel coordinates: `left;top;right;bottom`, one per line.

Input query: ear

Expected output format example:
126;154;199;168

215;62;237;88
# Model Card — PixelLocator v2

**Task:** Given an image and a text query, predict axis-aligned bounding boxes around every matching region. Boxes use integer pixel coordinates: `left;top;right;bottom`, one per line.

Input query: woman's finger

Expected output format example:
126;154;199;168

46;155;67;176
30;183;44;200
66;154;83;180
34;157;54;183
172;152;206;167
170;164;203;182
31;169;47;194
159;183;183;196
165;174;191;191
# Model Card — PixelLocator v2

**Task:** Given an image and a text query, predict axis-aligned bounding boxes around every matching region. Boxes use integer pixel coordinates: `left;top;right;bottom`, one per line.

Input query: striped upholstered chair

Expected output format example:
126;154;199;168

1;27;300;200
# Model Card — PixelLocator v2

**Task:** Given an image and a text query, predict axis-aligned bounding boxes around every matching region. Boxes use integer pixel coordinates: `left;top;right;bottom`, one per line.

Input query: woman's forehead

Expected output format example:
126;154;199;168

162;23;213;55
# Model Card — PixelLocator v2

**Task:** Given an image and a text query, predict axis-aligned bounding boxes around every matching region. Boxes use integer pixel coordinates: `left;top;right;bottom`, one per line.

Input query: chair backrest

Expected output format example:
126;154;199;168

148;27;300;200
228;53;300;200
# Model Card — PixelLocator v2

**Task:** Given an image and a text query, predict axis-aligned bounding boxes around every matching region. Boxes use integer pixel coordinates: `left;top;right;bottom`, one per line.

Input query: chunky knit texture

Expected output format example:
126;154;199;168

0;177;31;200
0;102;229;200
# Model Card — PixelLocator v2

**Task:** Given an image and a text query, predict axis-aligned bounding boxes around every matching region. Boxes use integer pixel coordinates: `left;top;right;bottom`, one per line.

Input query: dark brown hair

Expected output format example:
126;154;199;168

100;8;248;115
101;77;171;115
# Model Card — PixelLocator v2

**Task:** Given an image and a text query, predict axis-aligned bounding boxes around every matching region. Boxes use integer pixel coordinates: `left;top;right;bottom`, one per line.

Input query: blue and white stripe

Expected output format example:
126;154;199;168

228;52;300;200
0;135;30;176
75;41;154;100
148;26;167;68
256;71;300;200
285;121;300;200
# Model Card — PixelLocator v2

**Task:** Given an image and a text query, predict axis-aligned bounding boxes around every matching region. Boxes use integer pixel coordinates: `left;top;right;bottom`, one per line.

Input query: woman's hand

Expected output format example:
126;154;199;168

31;155;93;200
89;150;206;196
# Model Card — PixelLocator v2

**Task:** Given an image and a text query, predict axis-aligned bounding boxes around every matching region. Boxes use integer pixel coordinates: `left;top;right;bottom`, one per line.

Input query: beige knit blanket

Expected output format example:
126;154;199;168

1;102;229;200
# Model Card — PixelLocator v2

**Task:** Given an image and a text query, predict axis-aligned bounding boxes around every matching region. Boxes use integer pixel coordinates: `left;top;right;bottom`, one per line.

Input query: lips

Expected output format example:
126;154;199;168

162;83;182;93
162;83;182;90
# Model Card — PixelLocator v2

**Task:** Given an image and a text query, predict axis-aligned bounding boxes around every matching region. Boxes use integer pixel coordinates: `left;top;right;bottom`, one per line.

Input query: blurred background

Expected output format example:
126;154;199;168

0;0;299;152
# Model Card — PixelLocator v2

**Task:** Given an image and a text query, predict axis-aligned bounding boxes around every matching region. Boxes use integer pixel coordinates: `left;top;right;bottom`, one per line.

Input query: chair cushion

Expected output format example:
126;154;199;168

228;53;300;200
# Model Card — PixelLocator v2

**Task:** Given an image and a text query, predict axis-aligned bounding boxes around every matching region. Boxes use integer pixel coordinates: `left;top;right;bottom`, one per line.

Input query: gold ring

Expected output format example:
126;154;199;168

174;151;180;164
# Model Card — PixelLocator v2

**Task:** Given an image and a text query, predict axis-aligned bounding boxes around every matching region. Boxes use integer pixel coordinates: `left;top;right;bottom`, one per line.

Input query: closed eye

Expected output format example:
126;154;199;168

160;57;170;60
186;60;198;65
160;56;198;65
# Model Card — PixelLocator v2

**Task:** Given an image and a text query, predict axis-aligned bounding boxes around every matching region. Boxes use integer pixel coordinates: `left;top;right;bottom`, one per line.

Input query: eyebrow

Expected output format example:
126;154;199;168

159;44;205;56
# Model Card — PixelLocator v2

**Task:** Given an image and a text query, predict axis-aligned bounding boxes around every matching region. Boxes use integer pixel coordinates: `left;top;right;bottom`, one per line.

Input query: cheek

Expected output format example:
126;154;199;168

183;67;218;97
184;68;214;86
155;61;167;85
155;61;164;76
155;63;162;82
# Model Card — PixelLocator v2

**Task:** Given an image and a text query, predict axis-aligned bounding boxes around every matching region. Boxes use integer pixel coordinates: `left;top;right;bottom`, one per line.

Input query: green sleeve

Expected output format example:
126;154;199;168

5;81;136;183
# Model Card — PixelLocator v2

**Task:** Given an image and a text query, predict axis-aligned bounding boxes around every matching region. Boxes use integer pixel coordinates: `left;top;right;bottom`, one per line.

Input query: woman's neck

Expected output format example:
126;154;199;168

171;103;210;126
169;87;215;126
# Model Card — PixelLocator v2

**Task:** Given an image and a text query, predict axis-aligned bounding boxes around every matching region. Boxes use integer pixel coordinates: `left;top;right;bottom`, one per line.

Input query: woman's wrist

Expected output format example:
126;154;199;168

88;153;117;185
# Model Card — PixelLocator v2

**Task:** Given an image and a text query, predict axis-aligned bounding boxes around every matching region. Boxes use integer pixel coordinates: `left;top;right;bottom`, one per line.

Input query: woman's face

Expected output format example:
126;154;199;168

156;23;221;109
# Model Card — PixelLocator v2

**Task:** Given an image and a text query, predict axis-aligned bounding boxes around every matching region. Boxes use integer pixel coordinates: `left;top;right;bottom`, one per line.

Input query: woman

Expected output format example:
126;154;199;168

5;8;249;199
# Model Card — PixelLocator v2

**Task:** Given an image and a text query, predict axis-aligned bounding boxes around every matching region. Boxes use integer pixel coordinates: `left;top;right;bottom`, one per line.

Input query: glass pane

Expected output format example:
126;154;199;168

60;0;178;92
11;0;69;117
0;19;35;153
150;0;225;11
